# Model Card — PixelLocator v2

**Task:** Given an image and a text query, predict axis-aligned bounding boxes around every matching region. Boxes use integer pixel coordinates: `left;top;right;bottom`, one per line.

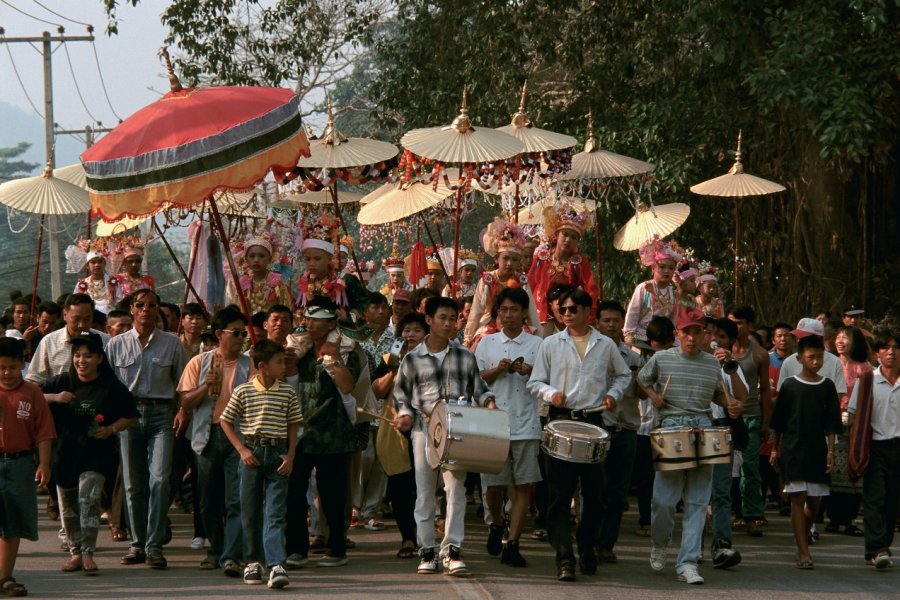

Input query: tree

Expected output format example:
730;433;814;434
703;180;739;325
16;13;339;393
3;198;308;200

0;142;39;182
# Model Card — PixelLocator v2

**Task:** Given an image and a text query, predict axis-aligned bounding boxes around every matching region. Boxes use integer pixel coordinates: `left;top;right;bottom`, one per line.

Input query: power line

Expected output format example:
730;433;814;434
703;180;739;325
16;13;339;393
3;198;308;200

61;40;101;125
30;0;92;28
0;0;60;27
1;38;44;118
90;41;122;122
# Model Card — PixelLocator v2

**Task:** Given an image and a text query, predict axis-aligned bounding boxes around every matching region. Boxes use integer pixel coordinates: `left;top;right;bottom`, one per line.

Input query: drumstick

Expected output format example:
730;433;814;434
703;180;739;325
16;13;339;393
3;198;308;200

661;374;672;398
357;409;395;425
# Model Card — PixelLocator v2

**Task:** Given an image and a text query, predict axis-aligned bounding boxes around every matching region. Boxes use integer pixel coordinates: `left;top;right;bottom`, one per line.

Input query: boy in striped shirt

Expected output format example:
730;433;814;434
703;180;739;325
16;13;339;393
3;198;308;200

220;339;301;590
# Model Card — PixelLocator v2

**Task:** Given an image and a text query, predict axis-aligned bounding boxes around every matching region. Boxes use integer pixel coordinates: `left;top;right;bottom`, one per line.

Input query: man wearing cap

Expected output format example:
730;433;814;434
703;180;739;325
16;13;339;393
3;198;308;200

842;306;865;328
528;203;598;325
637;307;739;585
110;245;155;305
776;318;848;396
106;289;186;569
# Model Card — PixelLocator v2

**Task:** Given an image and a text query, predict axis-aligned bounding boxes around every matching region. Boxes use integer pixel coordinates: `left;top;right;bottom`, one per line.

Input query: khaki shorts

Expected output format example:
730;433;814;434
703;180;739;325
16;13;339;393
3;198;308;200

481;439;542;487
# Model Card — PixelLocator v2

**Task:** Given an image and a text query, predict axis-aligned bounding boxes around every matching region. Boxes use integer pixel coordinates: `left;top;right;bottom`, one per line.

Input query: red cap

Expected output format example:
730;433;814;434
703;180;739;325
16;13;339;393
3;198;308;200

393;289;411;303
676;307;707;331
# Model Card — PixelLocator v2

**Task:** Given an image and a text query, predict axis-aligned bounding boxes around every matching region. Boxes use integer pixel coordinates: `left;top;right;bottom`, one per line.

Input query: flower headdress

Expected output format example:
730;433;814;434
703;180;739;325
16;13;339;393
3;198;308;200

543;202;591;238
65;237;111;274
482;217;525;257
232;230;289;272
638;235;683;267
297;213;339;256
383;242;406;274
696;260;718;285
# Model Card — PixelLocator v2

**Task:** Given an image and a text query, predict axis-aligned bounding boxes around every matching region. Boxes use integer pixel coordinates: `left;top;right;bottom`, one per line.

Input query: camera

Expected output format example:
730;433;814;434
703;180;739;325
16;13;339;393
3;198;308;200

710;341;740;374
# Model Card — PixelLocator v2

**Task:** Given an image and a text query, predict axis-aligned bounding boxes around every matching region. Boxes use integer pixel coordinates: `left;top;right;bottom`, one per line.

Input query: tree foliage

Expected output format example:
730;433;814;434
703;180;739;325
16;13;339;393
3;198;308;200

0;142;39;182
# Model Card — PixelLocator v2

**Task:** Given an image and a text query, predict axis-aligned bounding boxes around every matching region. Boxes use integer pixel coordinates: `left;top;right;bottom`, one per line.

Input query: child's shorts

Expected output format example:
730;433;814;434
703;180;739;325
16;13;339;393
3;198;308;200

783;480;830;496
0;454;39;540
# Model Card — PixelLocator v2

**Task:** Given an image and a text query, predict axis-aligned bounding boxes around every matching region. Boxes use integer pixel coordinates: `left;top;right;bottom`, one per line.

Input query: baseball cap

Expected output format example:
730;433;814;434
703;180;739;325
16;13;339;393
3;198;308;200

676;307;707;331
843;305;864;317
791;318;824;339
393;289;411;303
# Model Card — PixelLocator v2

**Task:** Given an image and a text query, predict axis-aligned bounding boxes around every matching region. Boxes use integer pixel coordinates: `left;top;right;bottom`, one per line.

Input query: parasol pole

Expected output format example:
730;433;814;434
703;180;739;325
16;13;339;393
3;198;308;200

418;213;453;296
452;187;463;295
594;203;604;299
208;198;257;344
180;212;204;325
329;182;364;279
152;218;209;318
30;216;46;318
733;197;742;305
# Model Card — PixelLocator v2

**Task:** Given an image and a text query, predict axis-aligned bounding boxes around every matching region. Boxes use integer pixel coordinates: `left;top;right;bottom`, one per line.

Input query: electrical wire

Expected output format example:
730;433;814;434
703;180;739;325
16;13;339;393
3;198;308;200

0;0;60;27
2;38;45;119
30;0;92;28
90;41;122;122
61;40;102;125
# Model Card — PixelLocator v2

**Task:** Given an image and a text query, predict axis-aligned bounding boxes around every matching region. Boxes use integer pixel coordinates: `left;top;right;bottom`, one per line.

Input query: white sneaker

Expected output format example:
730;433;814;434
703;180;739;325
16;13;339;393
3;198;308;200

267;564;290;589
190;537;204;550
418;550;440;574
874;552;893;570
442;546;468;576
650;545;668;571
677;565;705;584
243;562;264;585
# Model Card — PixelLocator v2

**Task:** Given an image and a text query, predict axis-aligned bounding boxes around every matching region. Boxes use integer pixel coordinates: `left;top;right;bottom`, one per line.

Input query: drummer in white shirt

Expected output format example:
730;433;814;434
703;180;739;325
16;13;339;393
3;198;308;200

474;287;542;568
527;289;631;582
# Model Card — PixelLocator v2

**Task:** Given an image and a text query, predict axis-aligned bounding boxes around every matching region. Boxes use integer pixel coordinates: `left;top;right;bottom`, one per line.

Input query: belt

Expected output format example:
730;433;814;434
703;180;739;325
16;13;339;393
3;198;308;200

549;406;605;424
0;450;33;460
134;397;172;405
244;436;287;448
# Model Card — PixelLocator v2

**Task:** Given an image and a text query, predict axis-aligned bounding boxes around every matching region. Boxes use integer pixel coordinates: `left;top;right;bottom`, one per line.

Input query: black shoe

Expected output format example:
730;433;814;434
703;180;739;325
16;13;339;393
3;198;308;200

147;549;168;569
162;520;173;546
487;524;504;556
579;551;598;575
824;522;840;534
500;540;526;567
557;561;576;582
120;547;146;565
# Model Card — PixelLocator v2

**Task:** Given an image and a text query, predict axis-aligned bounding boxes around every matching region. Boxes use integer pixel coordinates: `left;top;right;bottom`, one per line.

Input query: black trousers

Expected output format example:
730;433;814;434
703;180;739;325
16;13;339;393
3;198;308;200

546;453;604;563
598;428;637;550
286;452;350;558
631;435;654;527
863;439;900;559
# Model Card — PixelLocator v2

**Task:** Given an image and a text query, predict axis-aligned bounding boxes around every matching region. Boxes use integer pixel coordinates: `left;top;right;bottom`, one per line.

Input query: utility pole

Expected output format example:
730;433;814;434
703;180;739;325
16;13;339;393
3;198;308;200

56;125;114;236
0;27;95;299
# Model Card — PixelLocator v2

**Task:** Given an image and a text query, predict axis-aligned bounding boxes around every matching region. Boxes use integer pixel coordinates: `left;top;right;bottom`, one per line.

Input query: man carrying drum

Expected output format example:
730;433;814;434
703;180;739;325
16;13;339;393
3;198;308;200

637;307;741;585
527;289;631;582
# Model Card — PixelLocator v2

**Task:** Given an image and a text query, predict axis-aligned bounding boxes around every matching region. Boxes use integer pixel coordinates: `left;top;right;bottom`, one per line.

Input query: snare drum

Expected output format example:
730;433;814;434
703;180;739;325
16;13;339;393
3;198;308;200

541;421;610;464
650;426;697;471
696;427;732;465
427;401;510;474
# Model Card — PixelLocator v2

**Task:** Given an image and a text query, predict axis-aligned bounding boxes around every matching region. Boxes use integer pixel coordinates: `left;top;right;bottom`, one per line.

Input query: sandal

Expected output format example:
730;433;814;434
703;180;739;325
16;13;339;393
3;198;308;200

753;518;769;527
62;555;83;572
796;558;814;570
111;528;129;542
0;576;27;597
199;557;217;570
731;518;747;529
83;555;99;575
396;542;417;559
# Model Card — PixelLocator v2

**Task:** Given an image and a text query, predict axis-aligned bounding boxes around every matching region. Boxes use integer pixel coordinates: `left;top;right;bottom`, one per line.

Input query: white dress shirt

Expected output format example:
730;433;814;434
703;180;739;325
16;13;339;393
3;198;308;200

848;366;900;441
475;330;542;440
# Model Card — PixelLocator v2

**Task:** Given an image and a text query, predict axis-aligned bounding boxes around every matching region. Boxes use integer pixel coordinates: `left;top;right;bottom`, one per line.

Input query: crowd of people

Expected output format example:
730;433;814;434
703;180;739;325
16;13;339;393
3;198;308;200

0;205;897;596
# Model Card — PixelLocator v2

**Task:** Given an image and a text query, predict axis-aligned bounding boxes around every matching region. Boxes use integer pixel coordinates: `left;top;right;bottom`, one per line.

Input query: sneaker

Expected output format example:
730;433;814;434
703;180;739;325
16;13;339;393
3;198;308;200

318;554;348;567
500;540;526;567
417;549;440;574
650;545;668;571
146;549;167;569
442;546;468;576
874;552;893;570
363;518;386;531
487;524;504;556
243;562;264;585
712;547;742;569
285;553;309;569
190;537;204;550
267;565;289;589
677;565;705;584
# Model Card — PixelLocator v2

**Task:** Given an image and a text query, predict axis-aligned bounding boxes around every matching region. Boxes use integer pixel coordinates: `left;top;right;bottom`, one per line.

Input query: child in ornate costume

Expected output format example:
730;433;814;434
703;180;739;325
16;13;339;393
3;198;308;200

695;265;724;318
623;236;682;346
440;247;479;298
109;239;155;305
380;243;413;305
527;203;597;325
227;232;292;316
66;238;114;314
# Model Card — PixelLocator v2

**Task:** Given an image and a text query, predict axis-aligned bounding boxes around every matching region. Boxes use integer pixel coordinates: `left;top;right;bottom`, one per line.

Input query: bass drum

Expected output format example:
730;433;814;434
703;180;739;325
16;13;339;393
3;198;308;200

428;401;510;474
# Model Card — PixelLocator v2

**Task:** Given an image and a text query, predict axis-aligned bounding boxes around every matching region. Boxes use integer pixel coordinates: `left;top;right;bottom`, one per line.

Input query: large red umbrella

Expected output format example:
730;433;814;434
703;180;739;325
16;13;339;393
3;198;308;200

80;50;310;339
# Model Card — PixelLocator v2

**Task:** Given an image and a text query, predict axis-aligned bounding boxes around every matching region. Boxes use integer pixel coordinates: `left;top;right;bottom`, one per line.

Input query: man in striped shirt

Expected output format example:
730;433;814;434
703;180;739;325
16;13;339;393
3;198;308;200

220;339;301;590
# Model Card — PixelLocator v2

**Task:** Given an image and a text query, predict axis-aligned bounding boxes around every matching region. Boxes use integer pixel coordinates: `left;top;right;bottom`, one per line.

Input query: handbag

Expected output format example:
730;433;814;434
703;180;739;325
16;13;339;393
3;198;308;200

375;392;412;476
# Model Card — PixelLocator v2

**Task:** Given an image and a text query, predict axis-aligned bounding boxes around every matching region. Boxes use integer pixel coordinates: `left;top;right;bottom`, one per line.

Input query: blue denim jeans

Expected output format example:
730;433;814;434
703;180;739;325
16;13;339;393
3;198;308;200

240;443;289;567
739;416;764;520
196;424;243;565
651;415;713;571
120;402;175;552
711;462;733;553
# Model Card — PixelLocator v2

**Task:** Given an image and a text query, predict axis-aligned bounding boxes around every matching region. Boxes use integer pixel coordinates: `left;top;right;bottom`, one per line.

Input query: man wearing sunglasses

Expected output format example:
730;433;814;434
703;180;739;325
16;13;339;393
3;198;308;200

527;289;631;582
106;289;187;569
177;307;252;576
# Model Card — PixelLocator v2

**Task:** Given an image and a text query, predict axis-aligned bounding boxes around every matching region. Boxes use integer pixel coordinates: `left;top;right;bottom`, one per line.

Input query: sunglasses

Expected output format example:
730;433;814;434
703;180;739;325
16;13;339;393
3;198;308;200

134;302;158;309
221;329;249;338
558;305;581;315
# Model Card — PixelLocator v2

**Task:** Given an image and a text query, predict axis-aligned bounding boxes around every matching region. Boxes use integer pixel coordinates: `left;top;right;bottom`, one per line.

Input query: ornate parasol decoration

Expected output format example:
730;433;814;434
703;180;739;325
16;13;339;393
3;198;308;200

80;49;310;338
557;111;656;297
516;196;597;226
399;87;524;293
613;202;691;251
690;130;785;303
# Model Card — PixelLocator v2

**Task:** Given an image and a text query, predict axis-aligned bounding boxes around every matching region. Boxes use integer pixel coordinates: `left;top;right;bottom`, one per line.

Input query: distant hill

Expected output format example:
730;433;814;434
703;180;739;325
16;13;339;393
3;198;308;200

0;101;87;172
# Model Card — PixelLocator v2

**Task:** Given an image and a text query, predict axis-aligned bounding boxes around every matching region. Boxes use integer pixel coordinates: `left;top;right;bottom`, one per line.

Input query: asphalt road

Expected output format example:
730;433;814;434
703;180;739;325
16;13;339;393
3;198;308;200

12;496;898;599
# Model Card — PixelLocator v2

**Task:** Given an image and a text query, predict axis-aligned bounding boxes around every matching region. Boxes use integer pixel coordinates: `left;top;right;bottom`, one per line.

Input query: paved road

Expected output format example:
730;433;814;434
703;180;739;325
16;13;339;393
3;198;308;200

13;498;898;599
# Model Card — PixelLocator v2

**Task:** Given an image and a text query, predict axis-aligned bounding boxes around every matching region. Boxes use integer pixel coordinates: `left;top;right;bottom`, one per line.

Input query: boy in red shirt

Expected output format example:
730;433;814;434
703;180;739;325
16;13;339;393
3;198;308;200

0;337;56;597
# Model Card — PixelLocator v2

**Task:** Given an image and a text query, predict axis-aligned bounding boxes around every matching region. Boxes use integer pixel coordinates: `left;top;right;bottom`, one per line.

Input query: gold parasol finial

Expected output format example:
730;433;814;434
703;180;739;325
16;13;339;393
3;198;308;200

510;81;532;128
728;129;744;175
322;93;347;146
450;85;473;133
41;159;54;179
583;110;598;153
162;48;183;93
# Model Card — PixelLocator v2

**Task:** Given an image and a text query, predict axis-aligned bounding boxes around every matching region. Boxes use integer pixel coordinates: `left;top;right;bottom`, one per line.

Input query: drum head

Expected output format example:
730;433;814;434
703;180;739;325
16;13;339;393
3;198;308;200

548;420;609;441
428;402;449;469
